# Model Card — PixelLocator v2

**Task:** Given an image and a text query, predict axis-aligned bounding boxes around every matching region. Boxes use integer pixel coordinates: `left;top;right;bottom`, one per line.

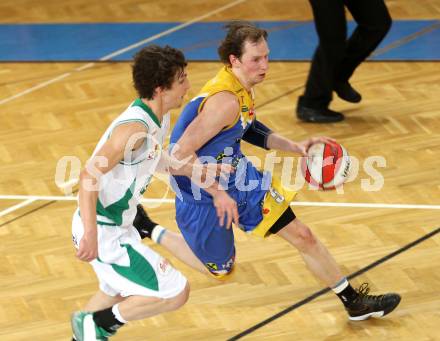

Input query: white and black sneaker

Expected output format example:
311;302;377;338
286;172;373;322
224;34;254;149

346;283;401;321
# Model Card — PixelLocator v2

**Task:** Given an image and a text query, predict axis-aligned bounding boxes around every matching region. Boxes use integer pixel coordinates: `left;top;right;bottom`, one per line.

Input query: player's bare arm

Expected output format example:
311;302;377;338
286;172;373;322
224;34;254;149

241;115;336;156
266;133;336;156
77;122;147;262
158;150;234;185
173;91;240;227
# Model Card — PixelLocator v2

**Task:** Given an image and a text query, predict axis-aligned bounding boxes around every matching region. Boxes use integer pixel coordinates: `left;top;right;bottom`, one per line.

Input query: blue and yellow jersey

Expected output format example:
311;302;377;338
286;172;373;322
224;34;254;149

170;66;264;202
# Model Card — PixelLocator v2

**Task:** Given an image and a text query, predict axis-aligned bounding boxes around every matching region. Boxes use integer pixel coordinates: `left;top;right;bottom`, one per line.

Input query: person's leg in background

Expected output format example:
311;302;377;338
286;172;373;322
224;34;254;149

297;0;346;123
335;0;392;89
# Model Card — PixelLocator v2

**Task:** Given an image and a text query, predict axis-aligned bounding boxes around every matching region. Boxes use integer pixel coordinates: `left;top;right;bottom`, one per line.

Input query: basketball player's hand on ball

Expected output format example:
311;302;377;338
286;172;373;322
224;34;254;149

295;136;337;156
77;233;98;262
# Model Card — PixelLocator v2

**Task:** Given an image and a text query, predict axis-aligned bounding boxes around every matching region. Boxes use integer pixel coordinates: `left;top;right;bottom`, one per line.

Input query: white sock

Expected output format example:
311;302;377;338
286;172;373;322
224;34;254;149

112;304;127;324
151;225;166;244
332;277;349;294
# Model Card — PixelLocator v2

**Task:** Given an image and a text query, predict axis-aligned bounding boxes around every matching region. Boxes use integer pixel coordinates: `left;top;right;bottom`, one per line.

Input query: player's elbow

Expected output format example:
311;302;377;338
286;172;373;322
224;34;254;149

79;168;100;192
79;168;90;183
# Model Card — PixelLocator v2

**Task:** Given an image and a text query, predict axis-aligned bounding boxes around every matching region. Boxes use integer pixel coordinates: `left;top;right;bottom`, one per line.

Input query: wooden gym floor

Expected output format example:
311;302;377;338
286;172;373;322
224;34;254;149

1;1;439;340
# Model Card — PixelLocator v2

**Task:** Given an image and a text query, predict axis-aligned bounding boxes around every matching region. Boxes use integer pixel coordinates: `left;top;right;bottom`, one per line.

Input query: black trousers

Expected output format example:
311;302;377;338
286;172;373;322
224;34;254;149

299;0;392;109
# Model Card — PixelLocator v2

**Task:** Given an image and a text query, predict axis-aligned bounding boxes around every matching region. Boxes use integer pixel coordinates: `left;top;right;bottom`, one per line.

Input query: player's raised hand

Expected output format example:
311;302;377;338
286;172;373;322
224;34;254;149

213;190;239;229
76;233;98;262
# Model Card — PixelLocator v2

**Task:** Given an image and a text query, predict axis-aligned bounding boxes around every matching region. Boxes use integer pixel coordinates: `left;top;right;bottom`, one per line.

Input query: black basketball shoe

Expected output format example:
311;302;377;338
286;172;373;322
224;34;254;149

133;204;158;239
345;283;401;321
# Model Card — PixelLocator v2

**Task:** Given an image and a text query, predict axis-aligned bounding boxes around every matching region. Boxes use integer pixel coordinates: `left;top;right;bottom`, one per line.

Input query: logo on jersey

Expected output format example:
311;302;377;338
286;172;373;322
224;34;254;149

240;107;254;130
146;144;160;160
231;156;242;169
222;256;235;272
215;152;227;161
269;187;285;204
157;257;172;276
72;235;79;248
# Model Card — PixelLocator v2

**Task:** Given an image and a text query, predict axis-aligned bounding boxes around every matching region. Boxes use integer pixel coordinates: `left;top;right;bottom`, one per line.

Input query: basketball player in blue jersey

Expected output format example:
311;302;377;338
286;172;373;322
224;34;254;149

134;22;401;321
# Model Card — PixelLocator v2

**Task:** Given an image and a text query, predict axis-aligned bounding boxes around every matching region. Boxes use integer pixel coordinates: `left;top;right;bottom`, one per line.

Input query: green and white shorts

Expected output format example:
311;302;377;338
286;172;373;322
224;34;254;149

72;210;187;299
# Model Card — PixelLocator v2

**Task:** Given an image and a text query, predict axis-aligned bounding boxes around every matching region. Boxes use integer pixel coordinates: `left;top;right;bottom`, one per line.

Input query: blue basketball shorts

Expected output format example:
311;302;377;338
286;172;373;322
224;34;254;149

175;176;297;278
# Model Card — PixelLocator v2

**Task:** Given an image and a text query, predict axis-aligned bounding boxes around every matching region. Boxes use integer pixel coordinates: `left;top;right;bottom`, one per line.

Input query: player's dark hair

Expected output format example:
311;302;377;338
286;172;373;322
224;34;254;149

218;21;268;65
132;45;187;99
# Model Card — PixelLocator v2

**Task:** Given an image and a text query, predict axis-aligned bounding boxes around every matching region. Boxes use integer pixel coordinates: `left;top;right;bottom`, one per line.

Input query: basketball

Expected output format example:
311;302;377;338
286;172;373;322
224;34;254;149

301;141;351;190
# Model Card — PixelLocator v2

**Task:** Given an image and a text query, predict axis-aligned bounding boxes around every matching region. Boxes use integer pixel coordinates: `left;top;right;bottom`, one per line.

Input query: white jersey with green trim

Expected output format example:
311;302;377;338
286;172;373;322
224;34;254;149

87;98;169;227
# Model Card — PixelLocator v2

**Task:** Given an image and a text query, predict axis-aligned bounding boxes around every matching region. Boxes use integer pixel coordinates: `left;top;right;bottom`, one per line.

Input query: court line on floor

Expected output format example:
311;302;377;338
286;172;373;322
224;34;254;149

0;0;246;106
227;225;440;340
0;189;82;226
0;201;57;228
2;194;440;210
0;177;80;219
1;194;440;220
0;198;39;218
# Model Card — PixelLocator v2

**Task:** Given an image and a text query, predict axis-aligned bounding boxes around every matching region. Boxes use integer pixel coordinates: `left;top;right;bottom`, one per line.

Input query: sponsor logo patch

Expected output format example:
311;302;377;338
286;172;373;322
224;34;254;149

72;235;79;248
269;187;285;204
206;262;218;271
157;257;172;276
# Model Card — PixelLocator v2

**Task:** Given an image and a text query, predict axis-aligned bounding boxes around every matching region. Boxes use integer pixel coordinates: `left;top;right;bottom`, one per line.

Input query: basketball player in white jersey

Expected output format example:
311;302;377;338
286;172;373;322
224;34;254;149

70;45;214;341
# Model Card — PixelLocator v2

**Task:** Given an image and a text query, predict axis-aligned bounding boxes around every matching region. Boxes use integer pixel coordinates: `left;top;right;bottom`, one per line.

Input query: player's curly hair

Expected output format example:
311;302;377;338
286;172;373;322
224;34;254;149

132;45;187;99
218;21;268;65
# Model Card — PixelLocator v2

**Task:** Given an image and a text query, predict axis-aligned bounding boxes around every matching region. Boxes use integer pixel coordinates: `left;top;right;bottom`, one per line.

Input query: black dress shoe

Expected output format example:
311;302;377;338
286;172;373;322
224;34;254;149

335;82;362;103
296;105;344;123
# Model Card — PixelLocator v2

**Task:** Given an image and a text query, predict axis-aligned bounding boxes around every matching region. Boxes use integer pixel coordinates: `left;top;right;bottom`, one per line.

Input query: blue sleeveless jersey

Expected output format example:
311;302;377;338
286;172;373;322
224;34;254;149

171;96;270;203
170;66;271;203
